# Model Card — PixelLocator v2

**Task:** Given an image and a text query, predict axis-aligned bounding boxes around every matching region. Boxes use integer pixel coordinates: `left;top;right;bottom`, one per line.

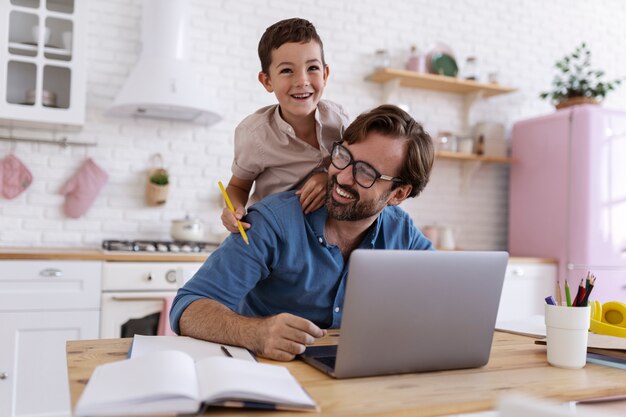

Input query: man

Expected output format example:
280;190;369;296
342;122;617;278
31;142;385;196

170;104;435;361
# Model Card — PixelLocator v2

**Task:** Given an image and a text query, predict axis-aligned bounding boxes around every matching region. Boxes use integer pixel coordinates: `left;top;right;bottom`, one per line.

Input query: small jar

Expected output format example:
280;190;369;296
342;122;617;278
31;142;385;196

436;131;457;152
463;56;478;81
374;49;390;70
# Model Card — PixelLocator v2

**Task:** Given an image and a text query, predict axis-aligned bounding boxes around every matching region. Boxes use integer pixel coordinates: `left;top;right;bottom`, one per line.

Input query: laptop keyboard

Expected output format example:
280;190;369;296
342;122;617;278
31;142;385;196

316;356;336;370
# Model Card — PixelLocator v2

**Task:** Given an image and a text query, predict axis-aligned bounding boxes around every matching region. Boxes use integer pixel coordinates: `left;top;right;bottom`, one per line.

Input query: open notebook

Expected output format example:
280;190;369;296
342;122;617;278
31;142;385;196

75;350;318;416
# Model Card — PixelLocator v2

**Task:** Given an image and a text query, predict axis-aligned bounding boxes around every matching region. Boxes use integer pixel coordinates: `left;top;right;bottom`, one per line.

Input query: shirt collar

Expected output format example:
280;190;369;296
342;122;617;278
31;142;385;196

273;105;324;145
272;105;295;138
306;205;385;249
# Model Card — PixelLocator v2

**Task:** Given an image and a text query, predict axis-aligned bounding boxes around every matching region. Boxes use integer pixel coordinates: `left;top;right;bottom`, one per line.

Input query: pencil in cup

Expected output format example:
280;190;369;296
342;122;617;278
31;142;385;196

564;280;572;307
218;181;250;245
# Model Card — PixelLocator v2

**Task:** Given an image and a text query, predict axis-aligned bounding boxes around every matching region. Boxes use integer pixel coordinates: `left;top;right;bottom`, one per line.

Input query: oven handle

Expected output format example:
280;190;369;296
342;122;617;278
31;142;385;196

110;295;172;301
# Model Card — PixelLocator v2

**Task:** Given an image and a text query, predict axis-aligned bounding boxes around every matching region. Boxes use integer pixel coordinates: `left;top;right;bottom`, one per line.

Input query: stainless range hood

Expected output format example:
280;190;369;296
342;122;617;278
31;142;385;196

106;0;221;125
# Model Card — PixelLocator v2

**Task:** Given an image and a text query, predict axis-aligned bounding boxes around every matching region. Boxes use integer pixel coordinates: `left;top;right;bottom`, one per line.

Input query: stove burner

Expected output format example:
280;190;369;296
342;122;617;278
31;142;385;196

102;240;218;253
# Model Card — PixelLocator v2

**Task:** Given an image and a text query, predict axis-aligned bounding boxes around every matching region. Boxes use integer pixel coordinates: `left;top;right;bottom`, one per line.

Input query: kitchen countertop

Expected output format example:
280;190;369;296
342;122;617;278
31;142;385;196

0;247;211;262
0;247;557;264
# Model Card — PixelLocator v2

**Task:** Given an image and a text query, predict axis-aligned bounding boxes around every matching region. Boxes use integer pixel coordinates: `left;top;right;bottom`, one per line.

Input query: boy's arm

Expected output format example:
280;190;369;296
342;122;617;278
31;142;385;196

296;172;328;214
221;175;254;233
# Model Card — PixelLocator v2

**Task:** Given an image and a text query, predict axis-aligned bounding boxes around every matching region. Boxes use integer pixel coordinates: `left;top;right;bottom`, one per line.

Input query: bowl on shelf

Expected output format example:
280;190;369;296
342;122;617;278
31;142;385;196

424;42;455;74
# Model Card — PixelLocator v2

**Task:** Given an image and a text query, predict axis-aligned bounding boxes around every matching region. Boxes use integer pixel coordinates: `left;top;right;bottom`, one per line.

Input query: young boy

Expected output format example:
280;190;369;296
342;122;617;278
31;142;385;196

221;17;349;233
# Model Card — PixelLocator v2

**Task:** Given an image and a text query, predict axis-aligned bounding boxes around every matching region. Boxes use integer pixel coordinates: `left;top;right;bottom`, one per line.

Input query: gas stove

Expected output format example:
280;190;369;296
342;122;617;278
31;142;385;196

102;240;219;253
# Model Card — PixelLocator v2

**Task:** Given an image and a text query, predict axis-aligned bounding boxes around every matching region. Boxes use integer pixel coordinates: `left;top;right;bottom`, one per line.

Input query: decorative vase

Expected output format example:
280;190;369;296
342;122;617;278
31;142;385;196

555;97;600;110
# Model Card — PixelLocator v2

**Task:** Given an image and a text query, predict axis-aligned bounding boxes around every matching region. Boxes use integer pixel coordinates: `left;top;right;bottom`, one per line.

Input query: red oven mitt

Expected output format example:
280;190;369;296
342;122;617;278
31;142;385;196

60;158;108;218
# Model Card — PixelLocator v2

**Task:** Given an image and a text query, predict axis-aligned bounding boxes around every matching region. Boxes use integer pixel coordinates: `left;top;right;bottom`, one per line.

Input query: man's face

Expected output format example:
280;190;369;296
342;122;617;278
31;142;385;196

325;132;408;222
258;41;329;124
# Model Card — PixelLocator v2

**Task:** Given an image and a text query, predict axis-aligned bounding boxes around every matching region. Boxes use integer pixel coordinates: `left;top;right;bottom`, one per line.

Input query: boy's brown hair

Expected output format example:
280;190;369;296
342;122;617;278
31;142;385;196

342;105;434;198
258;18;325;74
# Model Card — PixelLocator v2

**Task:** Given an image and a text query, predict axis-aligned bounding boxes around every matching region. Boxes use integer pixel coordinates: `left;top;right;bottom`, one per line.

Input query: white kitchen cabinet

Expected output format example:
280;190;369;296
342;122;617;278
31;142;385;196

0;260;101;417
0;0;86;128
496;259;557;322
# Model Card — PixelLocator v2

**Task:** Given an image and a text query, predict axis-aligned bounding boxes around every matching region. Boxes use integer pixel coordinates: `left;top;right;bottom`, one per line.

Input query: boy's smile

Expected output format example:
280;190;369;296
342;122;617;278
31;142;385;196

258;41;329;127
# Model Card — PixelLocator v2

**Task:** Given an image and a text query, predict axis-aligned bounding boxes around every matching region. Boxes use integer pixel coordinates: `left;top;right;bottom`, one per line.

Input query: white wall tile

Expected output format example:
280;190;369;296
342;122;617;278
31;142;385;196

1;0;625;249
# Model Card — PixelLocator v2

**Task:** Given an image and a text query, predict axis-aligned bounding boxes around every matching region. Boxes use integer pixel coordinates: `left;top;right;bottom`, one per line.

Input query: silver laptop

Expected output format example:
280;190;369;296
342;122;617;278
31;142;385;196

300;250;509;378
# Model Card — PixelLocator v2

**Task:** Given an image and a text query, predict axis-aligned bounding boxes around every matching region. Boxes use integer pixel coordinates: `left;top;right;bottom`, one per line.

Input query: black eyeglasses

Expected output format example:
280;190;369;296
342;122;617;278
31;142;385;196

330;142;403;189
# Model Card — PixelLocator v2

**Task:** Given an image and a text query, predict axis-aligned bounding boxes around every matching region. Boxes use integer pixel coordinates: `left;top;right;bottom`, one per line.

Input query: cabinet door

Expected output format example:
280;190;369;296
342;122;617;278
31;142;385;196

496;262;557;322
0;310;99;417
0;0;86;127
0;260;101;311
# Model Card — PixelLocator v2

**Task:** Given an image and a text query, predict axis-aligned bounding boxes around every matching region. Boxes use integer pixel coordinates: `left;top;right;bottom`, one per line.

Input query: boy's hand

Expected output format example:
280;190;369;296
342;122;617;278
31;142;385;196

296;172;328;214
220;206;251;234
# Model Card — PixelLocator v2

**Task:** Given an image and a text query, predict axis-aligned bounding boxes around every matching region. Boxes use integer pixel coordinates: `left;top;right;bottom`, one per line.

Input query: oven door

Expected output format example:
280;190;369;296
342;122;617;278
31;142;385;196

100;291;176;339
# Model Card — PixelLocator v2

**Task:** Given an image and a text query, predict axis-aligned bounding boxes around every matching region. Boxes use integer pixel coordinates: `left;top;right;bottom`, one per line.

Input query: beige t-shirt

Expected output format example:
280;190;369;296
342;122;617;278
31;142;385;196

231;100;349;205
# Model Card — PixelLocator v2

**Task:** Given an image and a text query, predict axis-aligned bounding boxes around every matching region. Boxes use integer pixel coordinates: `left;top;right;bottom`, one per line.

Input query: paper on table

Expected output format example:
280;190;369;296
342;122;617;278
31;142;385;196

130;335;255;362
496;314;546;338
76;350;200;416
587;332;626;351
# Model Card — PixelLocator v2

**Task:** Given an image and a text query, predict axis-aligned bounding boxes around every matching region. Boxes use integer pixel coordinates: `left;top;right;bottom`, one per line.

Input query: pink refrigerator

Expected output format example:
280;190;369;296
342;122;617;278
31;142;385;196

509;105;626;302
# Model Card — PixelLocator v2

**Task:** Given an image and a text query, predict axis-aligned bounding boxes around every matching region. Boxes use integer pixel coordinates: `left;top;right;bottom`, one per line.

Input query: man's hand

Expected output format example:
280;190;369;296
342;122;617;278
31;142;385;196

253;313;327;361
220;206;251;233
296;172;328;214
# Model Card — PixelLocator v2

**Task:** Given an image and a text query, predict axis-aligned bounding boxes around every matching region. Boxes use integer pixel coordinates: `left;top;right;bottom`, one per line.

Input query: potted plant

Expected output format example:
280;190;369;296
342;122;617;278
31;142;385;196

539;42;624;110
145;154;170;206
146;168;170;206
149;170;169;186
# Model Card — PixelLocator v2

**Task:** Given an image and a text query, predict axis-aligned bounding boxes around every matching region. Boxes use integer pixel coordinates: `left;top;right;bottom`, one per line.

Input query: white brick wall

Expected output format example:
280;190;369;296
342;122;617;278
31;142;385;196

1;0;625;249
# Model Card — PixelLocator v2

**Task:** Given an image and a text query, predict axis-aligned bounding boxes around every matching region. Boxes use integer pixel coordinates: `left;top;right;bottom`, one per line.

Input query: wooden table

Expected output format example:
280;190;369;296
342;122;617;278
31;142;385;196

67;331;626;417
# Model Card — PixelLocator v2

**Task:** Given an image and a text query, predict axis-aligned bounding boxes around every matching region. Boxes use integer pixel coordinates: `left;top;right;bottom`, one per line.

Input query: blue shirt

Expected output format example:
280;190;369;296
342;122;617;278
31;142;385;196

170;191;433;333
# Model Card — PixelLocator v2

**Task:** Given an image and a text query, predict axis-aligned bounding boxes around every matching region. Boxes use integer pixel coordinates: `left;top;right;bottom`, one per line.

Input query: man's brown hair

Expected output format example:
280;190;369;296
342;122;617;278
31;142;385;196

258;18;325;74
342;105;434;198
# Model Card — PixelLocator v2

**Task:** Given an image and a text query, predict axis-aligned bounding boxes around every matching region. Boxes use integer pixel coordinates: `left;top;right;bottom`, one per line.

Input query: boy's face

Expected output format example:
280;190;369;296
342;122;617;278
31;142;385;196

258;41;329;123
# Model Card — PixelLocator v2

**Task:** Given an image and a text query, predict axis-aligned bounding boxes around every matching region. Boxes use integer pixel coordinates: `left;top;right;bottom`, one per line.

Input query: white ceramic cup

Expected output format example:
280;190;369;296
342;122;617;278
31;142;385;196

458;137;474;154
545;304;590;369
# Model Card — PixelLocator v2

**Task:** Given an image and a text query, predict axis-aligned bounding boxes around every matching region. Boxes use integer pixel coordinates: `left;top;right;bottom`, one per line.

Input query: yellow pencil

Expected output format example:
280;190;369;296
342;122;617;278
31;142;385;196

218;181;249;245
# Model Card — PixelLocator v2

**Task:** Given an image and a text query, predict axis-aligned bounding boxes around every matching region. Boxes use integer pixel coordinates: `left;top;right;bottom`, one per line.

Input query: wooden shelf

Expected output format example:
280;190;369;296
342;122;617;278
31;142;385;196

436;151;513;164
366;68;516;97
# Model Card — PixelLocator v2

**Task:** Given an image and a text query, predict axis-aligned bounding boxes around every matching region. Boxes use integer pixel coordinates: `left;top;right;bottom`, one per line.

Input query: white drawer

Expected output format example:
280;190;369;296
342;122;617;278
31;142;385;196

497;262;557;322
0;260;101;311
101;262;203;291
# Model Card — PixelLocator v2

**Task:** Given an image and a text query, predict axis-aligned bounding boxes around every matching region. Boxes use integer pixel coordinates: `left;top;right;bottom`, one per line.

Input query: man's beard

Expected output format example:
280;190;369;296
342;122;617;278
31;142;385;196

325;175;392;221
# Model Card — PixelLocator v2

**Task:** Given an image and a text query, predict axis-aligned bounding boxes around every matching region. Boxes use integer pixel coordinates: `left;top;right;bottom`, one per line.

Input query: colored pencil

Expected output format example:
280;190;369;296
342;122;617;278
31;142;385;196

565;279;572;307
573;278;585;307
580;274;596;307
218;181;250;245
556;279;563;306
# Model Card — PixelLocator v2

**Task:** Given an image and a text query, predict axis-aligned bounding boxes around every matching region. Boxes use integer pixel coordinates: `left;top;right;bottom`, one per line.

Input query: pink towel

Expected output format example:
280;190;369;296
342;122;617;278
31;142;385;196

60;158;108;218
2;154;33;199
157;295;177;336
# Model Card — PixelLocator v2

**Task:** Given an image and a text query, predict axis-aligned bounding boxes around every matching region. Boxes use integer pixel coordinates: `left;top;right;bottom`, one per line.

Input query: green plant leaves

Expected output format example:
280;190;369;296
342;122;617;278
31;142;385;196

539;42;624;104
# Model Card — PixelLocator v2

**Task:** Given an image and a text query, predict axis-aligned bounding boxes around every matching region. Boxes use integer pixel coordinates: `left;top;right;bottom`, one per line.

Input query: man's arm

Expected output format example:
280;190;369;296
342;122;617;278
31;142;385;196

179;298;326;361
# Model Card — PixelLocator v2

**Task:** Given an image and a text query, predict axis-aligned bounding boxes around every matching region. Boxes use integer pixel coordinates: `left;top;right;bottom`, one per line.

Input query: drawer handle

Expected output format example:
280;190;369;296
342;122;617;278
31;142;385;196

511;268;525;277
111;296;169;301
39;268;63;277
0;372;8;380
